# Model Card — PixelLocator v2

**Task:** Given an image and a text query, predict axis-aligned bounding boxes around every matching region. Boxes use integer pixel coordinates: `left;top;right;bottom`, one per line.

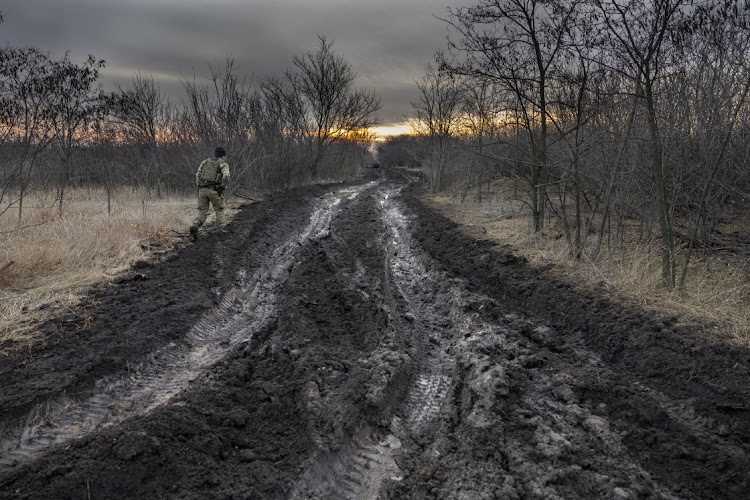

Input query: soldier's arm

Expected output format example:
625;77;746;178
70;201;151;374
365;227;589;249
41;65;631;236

196;160;205;187
221;163;230;187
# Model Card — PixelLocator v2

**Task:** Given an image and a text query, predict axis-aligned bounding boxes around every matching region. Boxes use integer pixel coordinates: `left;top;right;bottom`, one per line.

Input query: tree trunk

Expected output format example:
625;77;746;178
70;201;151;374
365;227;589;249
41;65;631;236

645;76;675;288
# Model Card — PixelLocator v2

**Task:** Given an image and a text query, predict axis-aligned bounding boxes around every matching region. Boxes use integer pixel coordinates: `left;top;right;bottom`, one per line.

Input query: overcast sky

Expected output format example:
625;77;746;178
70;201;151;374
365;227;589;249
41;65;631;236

1;0;471;136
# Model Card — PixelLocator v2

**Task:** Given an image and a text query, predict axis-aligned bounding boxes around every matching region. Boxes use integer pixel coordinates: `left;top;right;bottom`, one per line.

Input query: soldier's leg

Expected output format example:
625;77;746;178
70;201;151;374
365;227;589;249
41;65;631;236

208;190;227;226
193;189;211;227
190;189;211;239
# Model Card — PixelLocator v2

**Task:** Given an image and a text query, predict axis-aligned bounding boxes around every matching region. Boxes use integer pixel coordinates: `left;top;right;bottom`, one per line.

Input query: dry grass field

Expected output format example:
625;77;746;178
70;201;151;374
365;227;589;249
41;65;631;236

424;190;750;346
0;188;239;353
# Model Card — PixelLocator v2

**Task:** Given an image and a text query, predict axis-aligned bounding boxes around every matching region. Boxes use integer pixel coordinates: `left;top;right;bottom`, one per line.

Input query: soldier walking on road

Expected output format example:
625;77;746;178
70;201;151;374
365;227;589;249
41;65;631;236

189;147;230;241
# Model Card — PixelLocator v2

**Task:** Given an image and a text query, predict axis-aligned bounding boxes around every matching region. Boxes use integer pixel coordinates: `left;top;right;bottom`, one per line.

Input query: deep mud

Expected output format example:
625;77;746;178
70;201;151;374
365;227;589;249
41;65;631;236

1;168;749;499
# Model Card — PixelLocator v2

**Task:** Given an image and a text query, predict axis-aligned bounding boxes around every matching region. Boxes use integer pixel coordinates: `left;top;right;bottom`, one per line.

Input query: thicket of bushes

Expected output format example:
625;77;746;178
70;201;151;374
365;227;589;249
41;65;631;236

380;0;750;290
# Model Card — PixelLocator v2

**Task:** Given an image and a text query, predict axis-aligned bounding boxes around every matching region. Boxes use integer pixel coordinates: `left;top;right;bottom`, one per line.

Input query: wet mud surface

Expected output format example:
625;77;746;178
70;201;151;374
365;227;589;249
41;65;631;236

1;168;749;499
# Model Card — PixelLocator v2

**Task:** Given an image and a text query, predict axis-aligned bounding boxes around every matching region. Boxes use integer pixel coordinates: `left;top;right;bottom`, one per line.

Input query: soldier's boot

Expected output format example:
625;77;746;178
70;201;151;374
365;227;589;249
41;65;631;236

189;224;199;241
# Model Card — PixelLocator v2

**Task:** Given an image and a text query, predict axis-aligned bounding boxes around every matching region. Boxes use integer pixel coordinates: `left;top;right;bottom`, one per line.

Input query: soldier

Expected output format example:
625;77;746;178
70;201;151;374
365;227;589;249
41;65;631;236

189;147;230;241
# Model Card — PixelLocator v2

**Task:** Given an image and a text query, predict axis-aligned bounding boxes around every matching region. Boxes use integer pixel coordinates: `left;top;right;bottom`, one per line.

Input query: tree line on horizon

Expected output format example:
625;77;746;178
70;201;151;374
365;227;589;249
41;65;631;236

378;0;750;289
0;28;381;221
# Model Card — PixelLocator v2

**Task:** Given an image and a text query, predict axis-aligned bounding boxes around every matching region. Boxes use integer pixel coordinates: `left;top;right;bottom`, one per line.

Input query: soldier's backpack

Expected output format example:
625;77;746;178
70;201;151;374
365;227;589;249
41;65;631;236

197;158;223;187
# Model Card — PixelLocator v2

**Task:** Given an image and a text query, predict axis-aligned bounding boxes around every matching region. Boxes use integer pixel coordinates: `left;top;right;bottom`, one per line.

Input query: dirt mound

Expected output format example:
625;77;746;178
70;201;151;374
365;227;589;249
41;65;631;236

1;168;748;499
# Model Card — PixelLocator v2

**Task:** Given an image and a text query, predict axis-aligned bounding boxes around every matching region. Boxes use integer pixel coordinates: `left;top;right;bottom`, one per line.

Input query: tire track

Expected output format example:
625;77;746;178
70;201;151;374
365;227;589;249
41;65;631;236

286;182;409;500
380;186;457;433
288;181;458;498
375;186;681;498
290;429;403;500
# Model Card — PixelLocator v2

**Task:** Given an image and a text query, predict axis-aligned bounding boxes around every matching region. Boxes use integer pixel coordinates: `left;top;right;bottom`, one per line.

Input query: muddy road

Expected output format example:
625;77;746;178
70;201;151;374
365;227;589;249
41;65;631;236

1;168;749;499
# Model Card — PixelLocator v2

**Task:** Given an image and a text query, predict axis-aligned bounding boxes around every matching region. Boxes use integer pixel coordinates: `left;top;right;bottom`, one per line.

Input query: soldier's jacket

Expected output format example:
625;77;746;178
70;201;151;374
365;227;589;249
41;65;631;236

196;158;230;188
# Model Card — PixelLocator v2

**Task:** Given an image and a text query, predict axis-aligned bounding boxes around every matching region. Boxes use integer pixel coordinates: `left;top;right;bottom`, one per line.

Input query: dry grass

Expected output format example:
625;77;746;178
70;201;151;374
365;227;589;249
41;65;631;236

0;188;238;353
425;189;750;346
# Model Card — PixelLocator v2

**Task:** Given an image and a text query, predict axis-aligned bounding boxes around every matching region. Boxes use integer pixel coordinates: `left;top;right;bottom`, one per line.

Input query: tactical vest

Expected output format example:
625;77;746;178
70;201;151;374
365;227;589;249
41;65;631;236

197;158;223;187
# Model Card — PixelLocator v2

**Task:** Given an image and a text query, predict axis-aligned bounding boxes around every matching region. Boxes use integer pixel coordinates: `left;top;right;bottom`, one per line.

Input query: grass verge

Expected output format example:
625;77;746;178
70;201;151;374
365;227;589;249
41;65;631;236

423;192;750;346
0;188;238;354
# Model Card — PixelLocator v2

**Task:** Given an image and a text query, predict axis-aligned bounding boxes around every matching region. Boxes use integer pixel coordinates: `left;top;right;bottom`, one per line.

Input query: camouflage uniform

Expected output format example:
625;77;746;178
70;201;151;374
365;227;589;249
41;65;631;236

189;148;230;240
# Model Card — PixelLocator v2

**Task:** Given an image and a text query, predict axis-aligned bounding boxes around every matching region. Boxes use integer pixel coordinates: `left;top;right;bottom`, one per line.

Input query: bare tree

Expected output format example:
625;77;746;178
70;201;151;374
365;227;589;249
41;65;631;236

441;0;582;231
593;0;691;288
411;63;464;192
0;46;58;223
289;36;381;177
455;75;506;201
589;75;642;261
545;5;607;259
49;54;106;214
255;75;307;190
109;72;164;150
107;72;168;196
675;0;750;289
84;119;127;216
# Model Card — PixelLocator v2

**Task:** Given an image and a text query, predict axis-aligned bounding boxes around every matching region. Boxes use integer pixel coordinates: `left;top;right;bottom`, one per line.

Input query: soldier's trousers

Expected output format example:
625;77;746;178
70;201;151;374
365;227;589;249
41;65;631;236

192;188;226;227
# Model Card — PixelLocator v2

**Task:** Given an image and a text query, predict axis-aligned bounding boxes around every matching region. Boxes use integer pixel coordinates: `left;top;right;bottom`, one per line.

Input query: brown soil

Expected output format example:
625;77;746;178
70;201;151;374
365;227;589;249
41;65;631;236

1;168;749;499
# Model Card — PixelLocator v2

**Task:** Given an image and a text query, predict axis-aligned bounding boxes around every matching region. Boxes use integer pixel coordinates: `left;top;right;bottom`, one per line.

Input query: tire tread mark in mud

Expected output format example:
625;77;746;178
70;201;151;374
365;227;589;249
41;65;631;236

378;187;686;499
380;187;455;432
287;184;415;500
290;431;403;500
289;183;458;499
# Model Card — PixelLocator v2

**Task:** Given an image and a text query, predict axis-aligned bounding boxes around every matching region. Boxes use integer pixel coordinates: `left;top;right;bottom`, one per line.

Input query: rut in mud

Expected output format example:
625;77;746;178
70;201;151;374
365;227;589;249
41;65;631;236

1;168;749;499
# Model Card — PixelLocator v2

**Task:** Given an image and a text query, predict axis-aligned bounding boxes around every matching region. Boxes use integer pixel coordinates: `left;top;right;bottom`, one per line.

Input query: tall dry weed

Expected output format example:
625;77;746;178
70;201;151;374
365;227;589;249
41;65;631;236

0;188;197;351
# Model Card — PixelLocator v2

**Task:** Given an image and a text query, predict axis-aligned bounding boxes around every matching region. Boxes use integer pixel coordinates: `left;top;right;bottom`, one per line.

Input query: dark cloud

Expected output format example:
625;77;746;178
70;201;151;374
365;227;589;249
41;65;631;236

1;0;468;129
